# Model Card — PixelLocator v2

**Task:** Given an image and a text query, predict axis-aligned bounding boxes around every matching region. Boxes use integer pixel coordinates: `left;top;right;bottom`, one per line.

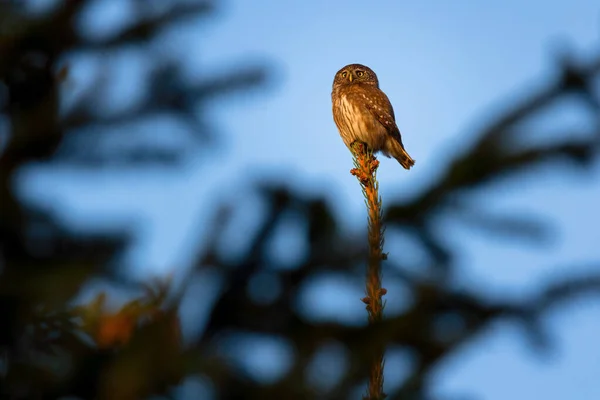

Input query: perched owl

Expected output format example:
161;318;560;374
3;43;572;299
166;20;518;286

331;64;415;169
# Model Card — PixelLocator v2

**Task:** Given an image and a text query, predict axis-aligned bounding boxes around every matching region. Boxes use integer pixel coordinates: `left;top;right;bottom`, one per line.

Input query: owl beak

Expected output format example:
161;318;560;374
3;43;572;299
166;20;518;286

348;74;353;82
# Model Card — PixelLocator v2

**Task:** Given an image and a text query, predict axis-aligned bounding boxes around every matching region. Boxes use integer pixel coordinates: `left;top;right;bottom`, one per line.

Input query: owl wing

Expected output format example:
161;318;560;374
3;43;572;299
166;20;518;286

356;85;404;144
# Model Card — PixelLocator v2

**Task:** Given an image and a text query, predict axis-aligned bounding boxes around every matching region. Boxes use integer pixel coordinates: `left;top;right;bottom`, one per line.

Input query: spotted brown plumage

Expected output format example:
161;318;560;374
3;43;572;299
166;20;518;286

331;63;415;170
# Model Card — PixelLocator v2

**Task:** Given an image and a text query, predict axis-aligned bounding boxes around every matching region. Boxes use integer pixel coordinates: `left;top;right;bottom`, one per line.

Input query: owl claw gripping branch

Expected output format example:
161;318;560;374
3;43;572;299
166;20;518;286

331;63;415;170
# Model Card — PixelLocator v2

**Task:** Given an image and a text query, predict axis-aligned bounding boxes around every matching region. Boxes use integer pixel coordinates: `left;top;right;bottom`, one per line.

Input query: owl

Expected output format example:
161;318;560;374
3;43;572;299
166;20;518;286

331;64;415;169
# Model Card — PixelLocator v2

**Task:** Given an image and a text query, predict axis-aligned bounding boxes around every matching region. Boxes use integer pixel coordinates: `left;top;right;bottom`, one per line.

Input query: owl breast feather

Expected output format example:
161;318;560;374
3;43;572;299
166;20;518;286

334;93;387;151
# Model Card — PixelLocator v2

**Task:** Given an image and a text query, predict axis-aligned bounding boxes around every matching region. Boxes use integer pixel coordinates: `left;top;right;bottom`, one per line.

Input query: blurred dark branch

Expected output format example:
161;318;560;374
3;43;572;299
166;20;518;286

454;207;549;242
85;1;214;47
201;186;293;341
188;257;600;399
480;51;600;140
62;65;267;132
385;270;600;399
531;271;600;311
388;136;598;227
385;49;600;276
192;173;600;398
389;50;600;219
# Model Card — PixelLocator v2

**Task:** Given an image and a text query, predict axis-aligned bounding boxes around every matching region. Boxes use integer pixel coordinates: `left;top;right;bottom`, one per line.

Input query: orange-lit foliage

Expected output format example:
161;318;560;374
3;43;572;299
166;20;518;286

75;281;179;350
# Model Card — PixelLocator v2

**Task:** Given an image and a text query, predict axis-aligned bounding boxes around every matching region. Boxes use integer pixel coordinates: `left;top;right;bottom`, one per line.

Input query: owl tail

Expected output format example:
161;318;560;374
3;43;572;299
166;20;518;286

386;137;415;170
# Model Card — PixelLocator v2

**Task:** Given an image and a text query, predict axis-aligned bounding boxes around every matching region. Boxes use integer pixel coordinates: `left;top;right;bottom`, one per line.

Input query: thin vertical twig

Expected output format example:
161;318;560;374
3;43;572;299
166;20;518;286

350;141;387;400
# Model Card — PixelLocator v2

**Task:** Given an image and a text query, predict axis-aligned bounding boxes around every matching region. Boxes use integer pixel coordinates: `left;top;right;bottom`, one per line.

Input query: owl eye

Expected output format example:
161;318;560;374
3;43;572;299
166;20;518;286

341;71;348;78
356;70;365;77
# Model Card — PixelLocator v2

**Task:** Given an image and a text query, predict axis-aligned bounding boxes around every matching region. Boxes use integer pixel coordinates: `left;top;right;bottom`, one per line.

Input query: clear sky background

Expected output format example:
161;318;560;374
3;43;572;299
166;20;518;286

21;0;600;399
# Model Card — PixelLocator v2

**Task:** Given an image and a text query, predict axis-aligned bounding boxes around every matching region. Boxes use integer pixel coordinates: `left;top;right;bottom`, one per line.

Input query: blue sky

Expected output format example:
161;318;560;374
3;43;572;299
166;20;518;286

21;0;600;398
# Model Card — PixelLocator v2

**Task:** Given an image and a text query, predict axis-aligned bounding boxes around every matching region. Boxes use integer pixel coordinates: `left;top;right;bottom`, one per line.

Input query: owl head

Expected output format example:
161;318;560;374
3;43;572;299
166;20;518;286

332;63;379;89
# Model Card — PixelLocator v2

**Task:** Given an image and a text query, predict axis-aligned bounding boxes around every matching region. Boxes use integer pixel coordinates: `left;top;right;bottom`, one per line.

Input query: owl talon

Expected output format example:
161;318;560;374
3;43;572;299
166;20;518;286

350;141;367;155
